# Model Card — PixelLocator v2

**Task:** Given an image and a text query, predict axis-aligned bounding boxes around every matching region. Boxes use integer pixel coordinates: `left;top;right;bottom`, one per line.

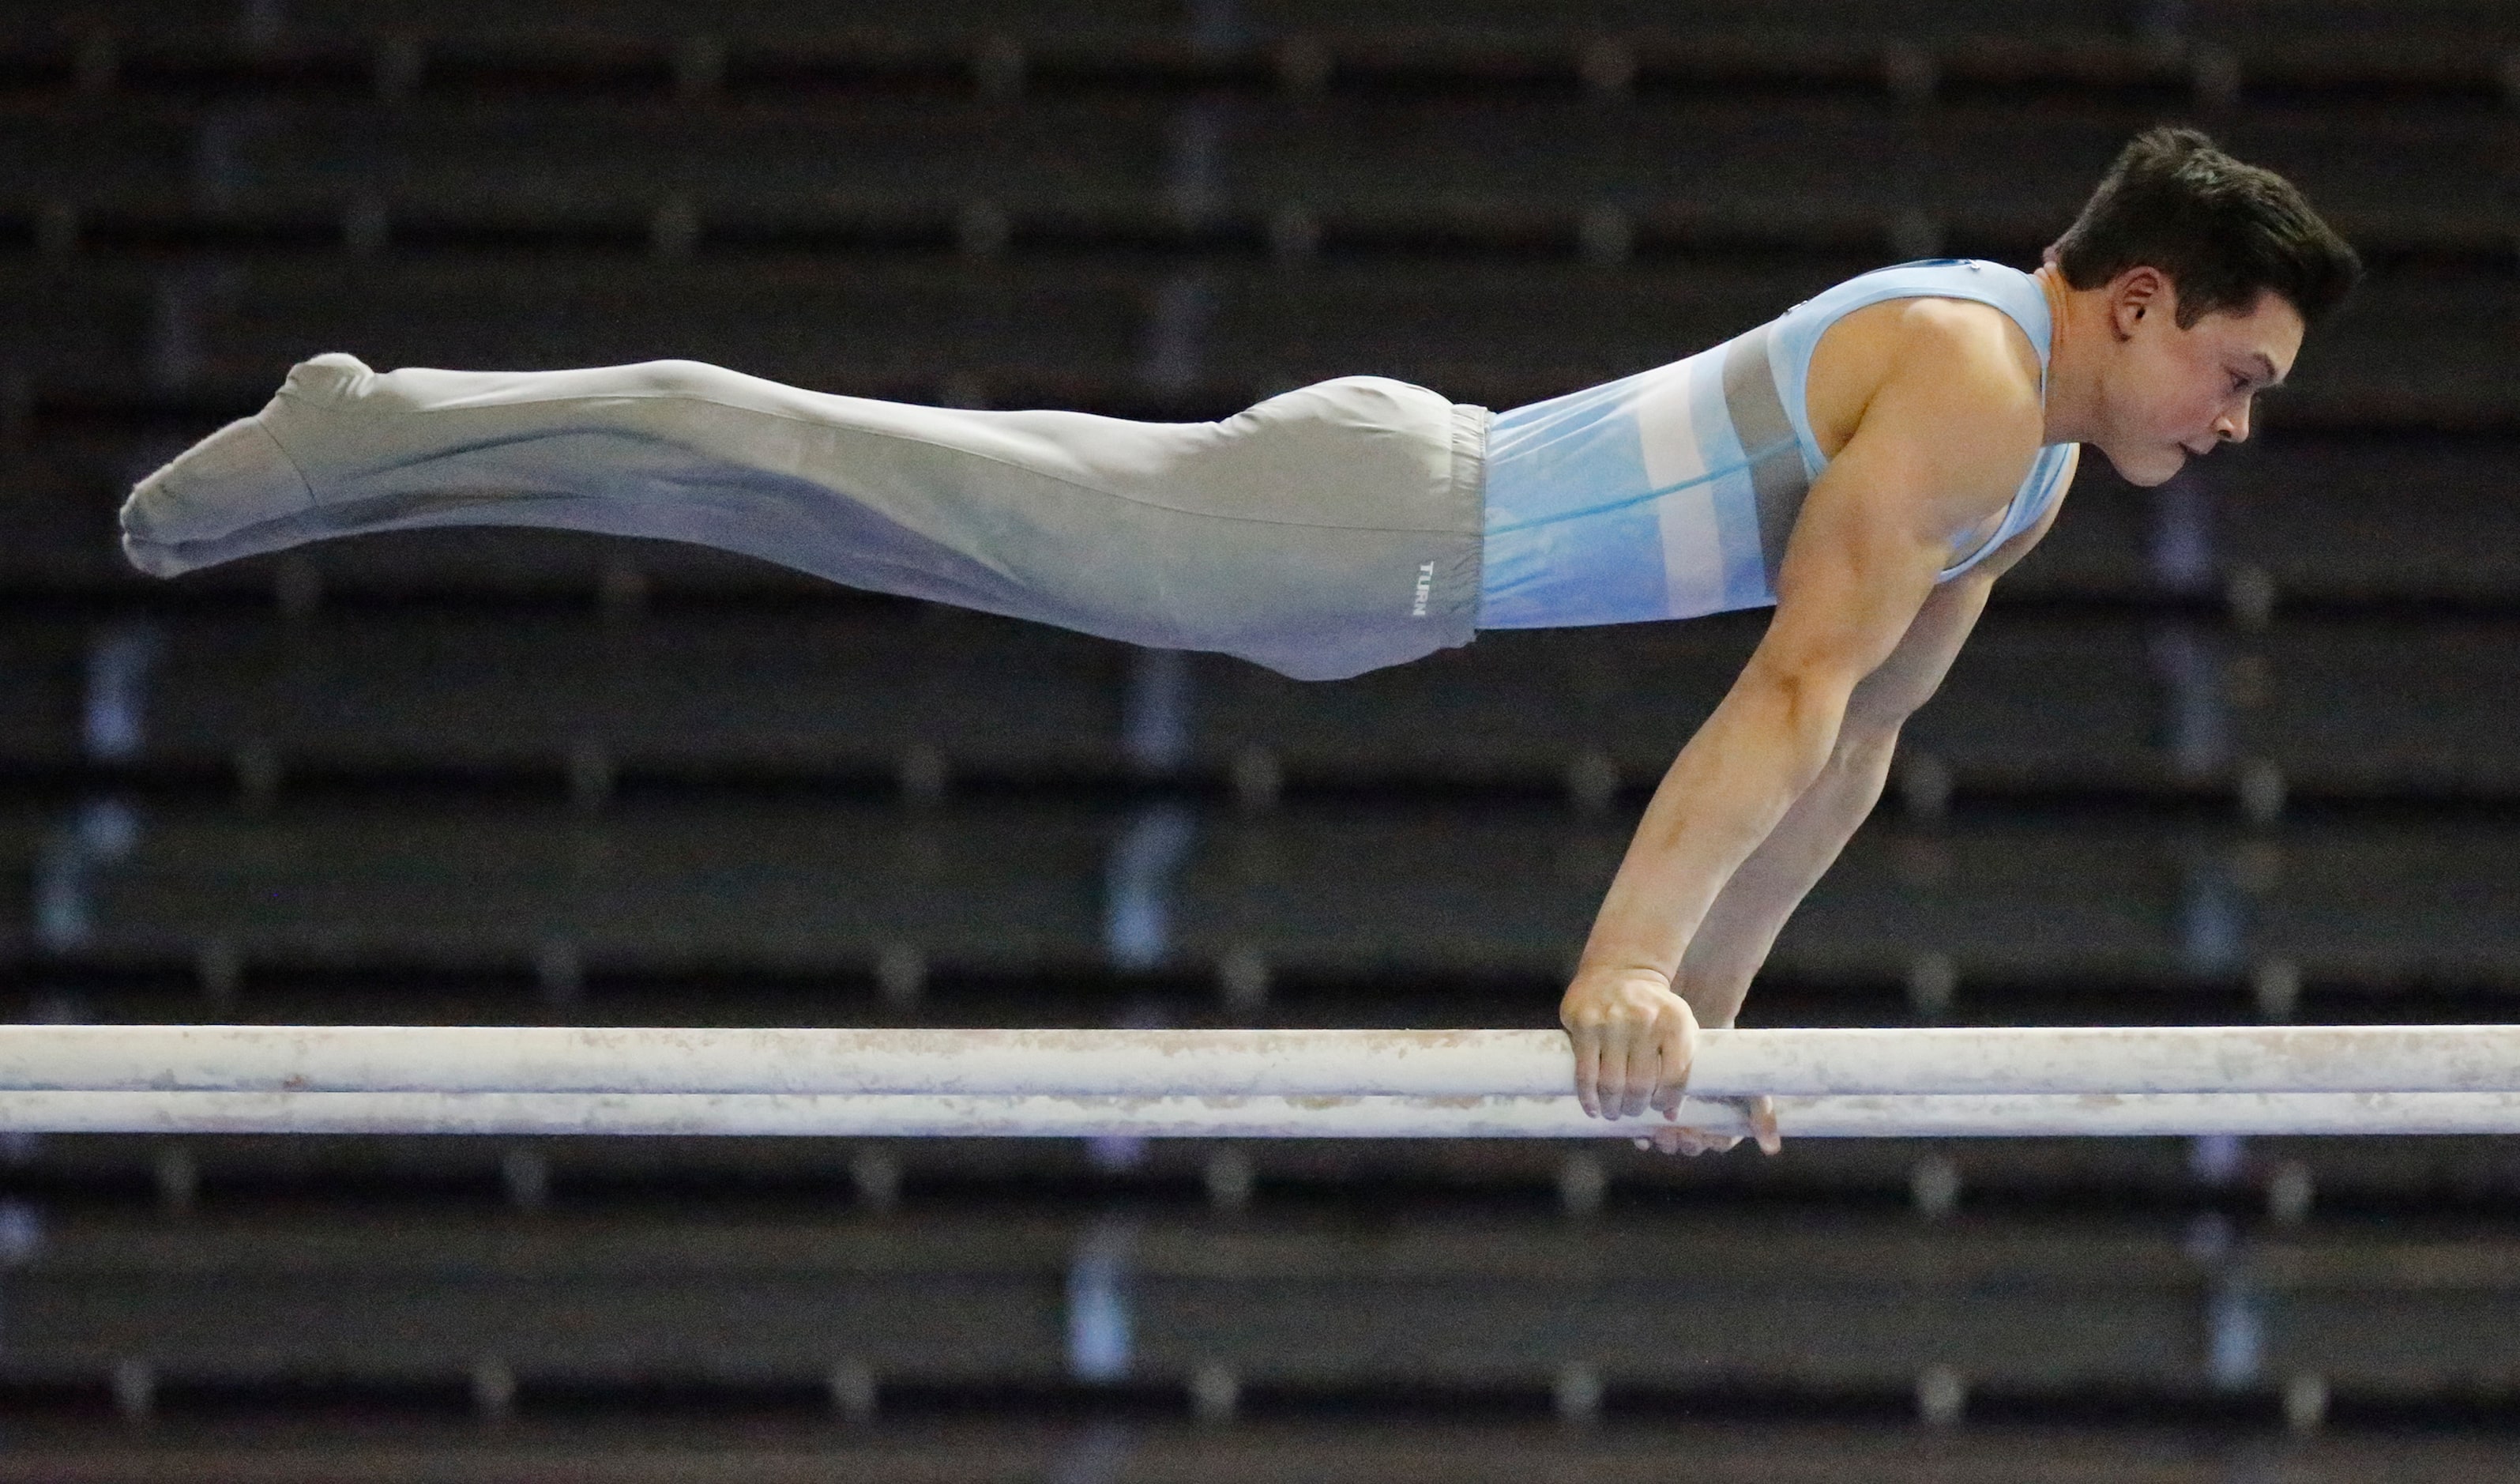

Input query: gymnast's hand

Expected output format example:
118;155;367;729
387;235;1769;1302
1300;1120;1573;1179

1634;1004;1781;1158
1560;963;1703;1122
1560;965;1782;1155
1630;1093;1781;1158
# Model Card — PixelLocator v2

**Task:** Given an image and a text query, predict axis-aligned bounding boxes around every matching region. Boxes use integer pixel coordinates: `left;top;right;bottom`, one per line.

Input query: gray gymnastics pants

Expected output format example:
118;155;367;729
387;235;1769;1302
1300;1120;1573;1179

119;354;1490;681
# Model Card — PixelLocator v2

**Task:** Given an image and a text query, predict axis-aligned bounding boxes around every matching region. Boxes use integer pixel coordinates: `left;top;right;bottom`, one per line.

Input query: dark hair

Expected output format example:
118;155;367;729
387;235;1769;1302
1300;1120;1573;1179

2047;126;2362;330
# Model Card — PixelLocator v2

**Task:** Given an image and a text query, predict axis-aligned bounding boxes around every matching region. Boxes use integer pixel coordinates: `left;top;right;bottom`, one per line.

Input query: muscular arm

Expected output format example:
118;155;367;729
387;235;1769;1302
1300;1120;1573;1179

1560;312;2055;1122
1675;569;1992;1026
1677;469;2069;1028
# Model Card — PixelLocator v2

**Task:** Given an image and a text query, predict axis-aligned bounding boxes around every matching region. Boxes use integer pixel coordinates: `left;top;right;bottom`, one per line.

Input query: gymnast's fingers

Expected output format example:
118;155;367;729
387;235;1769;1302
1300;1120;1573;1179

1674;1121;1739;1157
1593;1023;1635;1119
1619;1032;1660;1120
1637;1125;1736;1157
1569;1028;1605;1118
1747;1095;1783;1155
1650;1008;1696;1120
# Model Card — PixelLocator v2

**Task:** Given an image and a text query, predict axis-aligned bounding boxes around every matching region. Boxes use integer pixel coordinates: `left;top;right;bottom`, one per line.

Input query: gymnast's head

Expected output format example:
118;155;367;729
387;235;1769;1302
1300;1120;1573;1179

2040;124;2362;488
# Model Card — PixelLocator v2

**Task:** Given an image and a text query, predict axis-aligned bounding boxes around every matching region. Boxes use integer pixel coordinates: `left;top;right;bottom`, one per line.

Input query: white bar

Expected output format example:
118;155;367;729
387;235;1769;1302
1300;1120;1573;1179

2;1024;2519;1098
6;1090;2520;1138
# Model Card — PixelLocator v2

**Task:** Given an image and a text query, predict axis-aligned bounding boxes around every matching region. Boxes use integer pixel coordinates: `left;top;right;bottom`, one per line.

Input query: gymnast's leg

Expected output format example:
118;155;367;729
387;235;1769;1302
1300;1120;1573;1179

119;353;1485;678
122;353;1189;632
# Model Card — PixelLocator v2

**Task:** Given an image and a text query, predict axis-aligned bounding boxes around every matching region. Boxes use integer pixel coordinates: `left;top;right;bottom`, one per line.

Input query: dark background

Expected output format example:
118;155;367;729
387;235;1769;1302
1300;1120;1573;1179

2;2;2518;1478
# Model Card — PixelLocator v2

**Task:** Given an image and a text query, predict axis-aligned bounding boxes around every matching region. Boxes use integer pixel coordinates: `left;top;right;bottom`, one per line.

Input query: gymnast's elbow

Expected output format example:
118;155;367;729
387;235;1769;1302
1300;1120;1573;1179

1831;682;1922;776
1732;651;1867;789
1824;716;1905;789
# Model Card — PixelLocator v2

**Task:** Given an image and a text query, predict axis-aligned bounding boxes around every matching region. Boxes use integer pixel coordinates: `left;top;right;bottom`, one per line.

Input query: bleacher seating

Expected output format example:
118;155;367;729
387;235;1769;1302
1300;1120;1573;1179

2;0;2517;1472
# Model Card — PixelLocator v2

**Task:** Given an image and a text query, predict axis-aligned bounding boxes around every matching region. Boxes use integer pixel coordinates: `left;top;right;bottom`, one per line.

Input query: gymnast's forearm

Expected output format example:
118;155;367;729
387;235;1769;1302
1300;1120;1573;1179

1670;574;1995;1022
1674;724;1899;1026
1573;660;1854;989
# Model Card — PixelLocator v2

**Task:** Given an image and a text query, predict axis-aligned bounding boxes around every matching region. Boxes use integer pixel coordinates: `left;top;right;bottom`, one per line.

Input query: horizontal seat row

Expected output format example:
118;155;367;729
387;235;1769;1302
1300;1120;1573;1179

3;1205;2514;1394
0;1422;2496;1484
6;0;2517;81
5;608;2519;796
18;1124;2509;1211
0;258;2507;427
2;97;2506;257
9;796;2517;978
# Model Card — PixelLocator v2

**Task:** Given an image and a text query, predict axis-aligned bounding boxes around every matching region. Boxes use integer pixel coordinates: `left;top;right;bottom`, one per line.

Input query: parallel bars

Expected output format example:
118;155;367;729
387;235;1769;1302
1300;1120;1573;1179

0;1024;2513;1137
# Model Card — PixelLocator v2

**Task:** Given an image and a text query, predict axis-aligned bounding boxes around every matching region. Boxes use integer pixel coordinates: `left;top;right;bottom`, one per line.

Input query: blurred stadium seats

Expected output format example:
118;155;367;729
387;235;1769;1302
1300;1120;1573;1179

2;1;2517;1477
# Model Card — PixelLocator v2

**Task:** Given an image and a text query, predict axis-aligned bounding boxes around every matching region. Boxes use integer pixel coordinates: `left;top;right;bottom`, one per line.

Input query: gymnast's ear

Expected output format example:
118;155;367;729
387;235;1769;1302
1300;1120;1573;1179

2105;266;2173;342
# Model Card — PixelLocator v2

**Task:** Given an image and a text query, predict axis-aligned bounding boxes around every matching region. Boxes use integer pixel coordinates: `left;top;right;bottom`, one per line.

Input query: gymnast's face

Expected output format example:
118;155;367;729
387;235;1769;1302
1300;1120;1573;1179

2087;266;2305;488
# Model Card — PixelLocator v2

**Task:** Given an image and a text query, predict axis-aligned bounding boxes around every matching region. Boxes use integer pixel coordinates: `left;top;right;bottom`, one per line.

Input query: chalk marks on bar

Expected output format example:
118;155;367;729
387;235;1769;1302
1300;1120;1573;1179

7;1024;2520;1099
5;1090;2520;1139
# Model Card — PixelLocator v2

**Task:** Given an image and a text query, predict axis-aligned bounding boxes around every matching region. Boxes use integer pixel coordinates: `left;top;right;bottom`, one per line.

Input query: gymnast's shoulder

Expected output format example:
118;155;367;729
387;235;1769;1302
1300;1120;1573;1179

1805;293;2047;471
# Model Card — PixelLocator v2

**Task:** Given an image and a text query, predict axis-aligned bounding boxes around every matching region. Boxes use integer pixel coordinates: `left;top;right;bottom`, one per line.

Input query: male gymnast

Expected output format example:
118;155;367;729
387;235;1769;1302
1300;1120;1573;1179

120;126;2360;1153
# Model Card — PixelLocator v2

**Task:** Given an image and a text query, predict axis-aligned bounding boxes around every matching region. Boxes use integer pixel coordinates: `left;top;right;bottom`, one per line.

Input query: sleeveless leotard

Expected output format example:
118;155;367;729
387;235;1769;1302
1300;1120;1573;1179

1477;258;2078;629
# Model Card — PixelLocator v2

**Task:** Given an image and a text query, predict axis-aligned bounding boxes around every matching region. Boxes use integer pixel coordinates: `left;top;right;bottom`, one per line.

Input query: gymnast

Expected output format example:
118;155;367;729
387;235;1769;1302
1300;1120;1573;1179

120;126;2358;1154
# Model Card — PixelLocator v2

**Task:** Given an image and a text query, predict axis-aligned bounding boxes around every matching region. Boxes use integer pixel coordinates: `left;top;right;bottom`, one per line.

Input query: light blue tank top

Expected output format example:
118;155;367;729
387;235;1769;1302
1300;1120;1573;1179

1477;258;2077;630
